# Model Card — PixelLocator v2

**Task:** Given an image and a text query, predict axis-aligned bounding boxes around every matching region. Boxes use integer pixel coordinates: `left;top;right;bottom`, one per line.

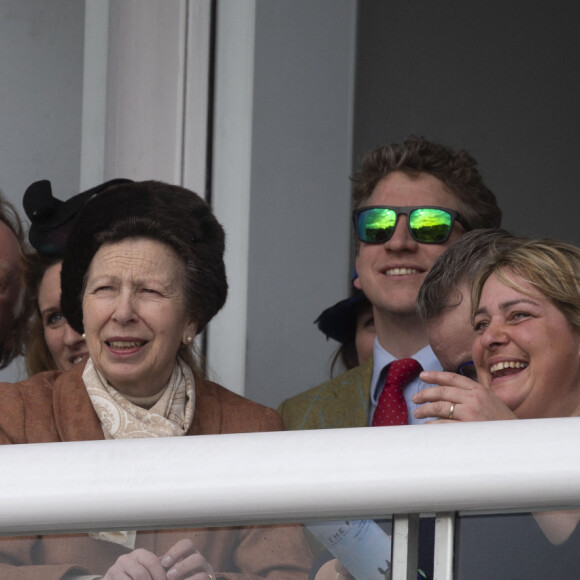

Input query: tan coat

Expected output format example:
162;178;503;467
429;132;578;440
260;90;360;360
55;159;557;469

0;362;313;580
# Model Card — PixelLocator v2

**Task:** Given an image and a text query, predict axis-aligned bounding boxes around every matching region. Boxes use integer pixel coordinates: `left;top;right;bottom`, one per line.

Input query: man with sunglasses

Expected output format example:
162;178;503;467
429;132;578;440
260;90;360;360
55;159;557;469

278;136;502;431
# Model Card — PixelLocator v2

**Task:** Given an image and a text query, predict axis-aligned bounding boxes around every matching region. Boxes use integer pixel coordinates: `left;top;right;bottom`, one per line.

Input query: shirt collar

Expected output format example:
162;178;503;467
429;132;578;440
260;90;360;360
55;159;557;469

370;338;441;401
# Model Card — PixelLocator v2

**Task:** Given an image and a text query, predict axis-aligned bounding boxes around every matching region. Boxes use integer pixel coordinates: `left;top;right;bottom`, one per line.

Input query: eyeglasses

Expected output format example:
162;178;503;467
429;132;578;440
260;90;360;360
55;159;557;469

352;206;471;245
457;361;477;381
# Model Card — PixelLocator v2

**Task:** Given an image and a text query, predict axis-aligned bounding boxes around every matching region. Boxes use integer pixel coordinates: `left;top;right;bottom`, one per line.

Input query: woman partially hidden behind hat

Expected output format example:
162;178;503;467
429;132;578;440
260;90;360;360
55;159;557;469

22;179;131;376
0;181;313;579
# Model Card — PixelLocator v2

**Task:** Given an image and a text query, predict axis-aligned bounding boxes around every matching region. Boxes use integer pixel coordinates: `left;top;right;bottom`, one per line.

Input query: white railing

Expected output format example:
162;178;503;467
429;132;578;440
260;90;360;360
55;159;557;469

2;417;580;578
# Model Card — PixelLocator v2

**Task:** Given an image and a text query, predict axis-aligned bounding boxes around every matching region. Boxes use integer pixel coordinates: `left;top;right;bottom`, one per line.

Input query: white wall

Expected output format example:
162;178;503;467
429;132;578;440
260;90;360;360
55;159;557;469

0;0;85;382
0;1;84;203
354;0;580;245
220;0;358;408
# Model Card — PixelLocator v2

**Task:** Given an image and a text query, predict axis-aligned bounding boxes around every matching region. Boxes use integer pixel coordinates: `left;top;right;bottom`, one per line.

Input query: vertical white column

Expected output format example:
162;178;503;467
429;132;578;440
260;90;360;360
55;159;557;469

82;0;212;190
80;0;109;190
392;514;420;580
182;0;212;195
433;512;455;580
205;1;256;395
103;0;187;182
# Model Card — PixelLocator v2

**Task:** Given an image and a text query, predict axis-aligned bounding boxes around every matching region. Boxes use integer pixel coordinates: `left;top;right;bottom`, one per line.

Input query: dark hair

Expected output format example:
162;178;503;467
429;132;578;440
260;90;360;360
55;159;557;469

22;252;62;375
352;136;502;231
0;193;30;369
416;229;526;323
330;341;358;377
329;298;373;376
61;181;228;345
24;178;133;257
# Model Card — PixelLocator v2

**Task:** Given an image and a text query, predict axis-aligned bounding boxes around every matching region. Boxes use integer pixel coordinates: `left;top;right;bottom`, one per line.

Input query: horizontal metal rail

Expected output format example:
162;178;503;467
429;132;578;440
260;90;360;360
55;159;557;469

1;417;579;535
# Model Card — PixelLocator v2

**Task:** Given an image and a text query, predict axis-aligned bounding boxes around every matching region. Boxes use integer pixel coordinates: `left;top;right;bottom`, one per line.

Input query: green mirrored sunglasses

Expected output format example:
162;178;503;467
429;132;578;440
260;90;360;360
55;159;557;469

352;205;471;244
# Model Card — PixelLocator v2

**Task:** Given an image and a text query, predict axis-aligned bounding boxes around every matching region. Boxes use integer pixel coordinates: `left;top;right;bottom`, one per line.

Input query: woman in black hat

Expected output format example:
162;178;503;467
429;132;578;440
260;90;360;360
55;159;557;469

316;282;375;377
0;180;312;580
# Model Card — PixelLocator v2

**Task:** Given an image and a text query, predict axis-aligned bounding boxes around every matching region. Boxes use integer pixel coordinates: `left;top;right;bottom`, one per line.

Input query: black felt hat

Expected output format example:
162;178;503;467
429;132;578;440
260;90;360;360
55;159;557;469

315;289;371;344
60;180;228;335
23;178;134;256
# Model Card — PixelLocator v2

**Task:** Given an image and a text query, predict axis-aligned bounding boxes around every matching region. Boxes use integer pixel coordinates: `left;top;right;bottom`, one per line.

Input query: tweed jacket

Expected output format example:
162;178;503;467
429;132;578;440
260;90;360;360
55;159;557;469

277;358;373;430
0;362;313;580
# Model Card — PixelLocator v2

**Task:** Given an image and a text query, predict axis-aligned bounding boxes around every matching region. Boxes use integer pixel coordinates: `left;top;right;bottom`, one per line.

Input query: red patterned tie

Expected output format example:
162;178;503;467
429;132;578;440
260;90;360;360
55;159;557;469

372;358;422;426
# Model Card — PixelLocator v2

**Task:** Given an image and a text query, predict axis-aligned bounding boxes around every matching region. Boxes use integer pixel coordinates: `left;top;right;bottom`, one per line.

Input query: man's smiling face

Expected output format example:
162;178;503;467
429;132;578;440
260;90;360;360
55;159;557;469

355;171;465;320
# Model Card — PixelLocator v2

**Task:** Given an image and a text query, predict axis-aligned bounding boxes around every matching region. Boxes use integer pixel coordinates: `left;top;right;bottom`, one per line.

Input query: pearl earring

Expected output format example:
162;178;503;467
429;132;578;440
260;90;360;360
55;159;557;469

185;336;193;344
81;333;86;340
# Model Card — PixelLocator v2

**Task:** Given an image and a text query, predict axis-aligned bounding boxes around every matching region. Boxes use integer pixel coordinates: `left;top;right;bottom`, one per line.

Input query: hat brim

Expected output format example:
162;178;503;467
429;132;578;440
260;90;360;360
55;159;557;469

315;291;370;344
24;178;134;256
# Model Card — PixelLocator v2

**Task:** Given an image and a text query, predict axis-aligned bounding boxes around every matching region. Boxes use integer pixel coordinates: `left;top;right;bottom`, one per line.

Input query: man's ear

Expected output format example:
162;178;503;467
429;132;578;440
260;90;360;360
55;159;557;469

353;262;362;290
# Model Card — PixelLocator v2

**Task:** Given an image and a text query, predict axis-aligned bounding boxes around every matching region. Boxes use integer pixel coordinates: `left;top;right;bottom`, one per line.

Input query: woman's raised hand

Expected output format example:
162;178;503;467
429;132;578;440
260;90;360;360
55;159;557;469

413;370;517;423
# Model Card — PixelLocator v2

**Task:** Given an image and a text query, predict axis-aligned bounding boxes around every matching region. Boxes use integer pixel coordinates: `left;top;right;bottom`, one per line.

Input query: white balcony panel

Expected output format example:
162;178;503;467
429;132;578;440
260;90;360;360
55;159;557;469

1;418;579;535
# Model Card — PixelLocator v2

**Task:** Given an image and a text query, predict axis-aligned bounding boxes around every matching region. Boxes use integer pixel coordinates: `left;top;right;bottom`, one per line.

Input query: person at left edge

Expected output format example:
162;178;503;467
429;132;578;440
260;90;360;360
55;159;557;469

0;191;29;370
0;180;313;580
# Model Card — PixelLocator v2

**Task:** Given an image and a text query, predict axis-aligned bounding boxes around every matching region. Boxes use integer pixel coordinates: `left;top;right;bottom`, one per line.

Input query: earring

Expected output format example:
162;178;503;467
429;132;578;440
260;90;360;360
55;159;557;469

81;333;86;340
185;336;193;344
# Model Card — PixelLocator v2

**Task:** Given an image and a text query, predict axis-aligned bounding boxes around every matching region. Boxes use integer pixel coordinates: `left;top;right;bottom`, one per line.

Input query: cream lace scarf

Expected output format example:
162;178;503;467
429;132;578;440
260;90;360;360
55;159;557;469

84;357;195;548
84;357;195;439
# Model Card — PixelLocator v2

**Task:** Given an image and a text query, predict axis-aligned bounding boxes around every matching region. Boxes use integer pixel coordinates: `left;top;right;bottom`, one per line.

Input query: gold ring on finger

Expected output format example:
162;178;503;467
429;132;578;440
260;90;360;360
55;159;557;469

449;402;456;420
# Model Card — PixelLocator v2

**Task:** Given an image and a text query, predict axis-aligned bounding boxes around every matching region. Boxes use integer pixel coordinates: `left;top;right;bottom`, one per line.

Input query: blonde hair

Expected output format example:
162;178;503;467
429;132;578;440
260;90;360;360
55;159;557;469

471;238;580;330
25;312;58;376
22;253;62;375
